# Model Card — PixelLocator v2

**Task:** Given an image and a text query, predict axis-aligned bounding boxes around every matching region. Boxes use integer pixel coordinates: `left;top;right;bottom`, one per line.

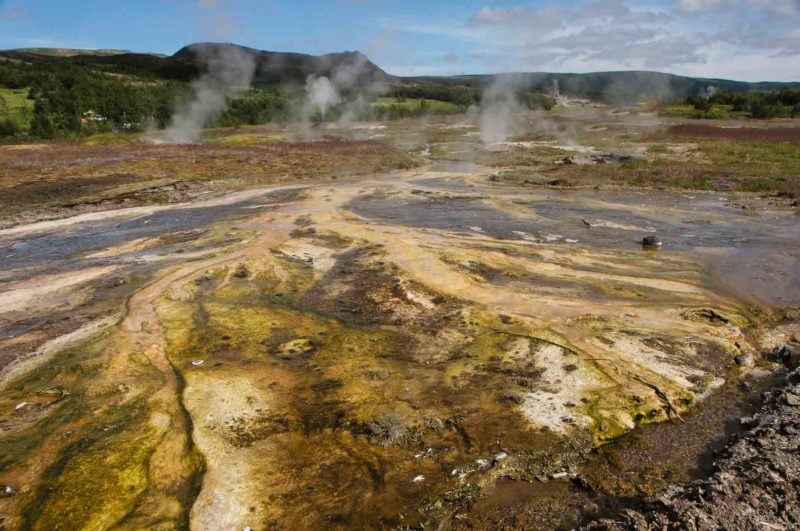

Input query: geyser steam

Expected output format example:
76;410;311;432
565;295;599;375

299;52;389;134
305;75;342;121
162;46;256;144
479;75;528;144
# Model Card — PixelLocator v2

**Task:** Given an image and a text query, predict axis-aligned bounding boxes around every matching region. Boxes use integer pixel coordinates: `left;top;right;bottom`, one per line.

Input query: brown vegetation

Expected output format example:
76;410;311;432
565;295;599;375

667;123;800;142
0;138;417;224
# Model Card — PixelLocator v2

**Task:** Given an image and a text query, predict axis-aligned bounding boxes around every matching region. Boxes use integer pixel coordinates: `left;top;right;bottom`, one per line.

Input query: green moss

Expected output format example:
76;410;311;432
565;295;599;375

0;333;114;471
24;404;158;530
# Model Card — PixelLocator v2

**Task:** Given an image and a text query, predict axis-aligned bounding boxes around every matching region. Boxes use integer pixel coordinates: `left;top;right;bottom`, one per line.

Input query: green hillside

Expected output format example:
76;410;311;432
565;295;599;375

0;43;798;139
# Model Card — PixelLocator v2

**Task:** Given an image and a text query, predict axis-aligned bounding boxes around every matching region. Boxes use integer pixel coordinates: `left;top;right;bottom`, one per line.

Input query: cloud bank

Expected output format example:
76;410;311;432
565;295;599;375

389;0;800;81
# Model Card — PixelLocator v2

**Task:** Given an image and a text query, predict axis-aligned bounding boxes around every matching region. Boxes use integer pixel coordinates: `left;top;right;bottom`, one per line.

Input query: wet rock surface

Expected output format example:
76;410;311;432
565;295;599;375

1;121;800;528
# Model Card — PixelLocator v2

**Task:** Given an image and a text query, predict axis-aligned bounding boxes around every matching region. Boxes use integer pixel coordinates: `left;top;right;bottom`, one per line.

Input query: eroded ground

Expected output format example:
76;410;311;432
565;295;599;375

1;114;799;530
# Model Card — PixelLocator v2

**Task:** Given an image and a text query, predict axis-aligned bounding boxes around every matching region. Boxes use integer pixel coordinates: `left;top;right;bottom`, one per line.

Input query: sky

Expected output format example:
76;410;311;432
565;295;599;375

0;0;798;81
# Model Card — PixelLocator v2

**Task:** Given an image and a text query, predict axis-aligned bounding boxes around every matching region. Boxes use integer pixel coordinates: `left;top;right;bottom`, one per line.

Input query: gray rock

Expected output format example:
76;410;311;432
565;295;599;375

642;235;663;247
773;345;798;370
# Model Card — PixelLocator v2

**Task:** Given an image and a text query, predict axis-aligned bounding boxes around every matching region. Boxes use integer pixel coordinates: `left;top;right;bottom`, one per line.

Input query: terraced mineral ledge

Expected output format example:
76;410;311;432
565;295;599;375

1;129;799;529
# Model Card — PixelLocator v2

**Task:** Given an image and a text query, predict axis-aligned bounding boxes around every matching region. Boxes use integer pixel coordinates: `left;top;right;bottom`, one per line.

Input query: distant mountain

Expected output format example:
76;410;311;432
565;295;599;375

0;43;395;86
174;43;395;85
405;71;800;103
10;47;165;58
1;44;797;100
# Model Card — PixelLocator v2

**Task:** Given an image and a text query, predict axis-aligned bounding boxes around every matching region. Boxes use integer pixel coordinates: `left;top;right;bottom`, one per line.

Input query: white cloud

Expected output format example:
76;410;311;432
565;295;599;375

397;0;800;81
672;0;732;13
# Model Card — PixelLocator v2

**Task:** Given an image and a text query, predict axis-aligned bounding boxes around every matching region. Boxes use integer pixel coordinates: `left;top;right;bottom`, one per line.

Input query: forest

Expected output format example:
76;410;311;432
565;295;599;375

1;50;796;139
686;88;800;118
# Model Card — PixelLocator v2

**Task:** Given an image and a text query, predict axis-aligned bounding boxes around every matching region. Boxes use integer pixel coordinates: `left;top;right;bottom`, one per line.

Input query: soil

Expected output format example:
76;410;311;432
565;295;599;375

585;370;800;530
667;123;800;142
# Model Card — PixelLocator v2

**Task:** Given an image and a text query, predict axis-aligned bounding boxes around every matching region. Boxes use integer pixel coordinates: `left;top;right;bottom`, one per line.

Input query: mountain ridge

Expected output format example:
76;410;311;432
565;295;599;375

1;43;799;99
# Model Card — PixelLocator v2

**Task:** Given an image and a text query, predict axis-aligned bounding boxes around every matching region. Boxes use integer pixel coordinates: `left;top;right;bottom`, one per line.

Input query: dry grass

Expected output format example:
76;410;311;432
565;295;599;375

667;124;800;142
0;138;418;220
547;139;800;197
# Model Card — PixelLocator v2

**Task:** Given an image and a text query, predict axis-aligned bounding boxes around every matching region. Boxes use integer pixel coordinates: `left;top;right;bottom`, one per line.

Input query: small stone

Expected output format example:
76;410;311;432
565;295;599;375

773;345;798;370
412;475;425;483
642;235;663;247
785;394;800;407
15;402;27;411
0;484;16;498
740;416;759;428
191;360;205;366
734;353;754;367
493;451;508;463
277;338;315;356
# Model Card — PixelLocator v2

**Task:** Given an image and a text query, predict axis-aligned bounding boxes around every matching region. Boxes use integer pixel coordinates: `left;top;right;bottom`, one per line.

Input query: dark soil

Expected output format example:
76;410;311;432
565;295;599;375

668;124;800;142
585;370;800;530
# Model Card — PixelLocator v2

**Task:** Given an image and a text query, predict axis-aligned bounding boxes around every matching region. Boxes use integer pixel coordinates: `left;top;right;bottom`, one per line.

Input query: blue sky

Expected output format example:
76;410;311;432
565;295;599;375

0;0;798;81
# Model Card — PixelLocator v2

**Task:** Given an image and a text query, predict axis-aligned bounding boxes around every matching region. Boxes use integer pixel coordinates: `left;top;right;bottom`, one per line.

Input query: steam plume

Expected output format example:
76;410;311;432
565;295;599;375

305;75;341;121
299;52;389;135
161;45;256;144
479;75;528;144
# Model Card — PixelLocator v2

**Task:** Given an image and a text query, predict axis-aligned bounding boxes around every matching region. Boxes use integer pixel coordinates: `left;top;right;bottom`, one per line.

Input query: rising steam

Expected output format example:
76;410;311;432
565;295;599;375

305;75;341;121
161;46;256;144
479;75;528;144
299;52;389;135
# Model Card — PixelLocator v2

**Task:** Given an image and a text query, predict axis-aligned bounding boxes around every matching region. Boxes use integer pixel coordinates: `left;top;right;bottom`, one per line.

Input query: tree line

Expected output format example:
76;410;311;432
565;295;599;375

0;58;555;139
687;88;800;118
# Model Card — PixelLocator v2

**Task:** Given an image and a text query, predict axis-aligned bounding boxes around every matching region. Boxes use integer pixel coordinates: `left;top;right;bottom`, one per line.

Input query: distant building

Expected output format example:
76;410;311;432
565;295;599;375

80;110;108;125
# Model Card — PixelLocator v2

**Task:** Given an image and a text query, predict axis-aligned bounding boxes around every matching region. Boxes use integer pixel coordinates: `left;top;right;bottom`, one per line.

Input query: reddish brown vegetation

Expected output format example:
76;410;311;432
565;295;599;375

667;124;800;142
0;139;416;221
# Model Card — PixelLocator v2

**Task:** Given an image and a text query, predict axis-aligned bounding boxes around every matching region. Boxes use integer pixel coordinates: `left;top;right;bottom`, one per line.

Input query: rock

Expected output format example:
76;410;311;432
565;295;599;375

191;359;204;366
15;402;27;411
773;345;798;370
740;416;759;428
589;153;638;164
0;484;16;498
500;391;524;404
412;475;425;483
425;417;445;430
37;386;69;398
642;235;663;247
682;308;730;326
277;338;315;357
734;353;754;367
583;376;800;530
